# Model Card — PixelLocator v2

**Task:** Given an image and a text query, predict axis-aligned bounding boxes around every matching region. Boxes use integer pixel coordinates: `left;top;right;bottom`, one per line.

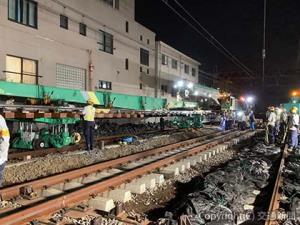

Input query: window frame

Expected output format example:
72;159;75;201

5;54;39;84
184;64;190;74
8;0;38;29
140;48;149;66
171;59;178;69
98;80;112;90
125;21;129;33
162;54;168;65
79;23;86;36
192;67;196;77
125;58;129;70
60;14;68;29
98;30;114;54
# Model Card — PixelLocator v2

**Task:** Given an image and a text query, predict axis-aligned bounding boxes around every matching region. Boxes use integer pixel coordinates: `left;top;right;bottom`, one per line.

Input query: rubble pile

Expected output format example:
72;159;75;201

280;151;300;225
74;121;174;137
157;139;281;225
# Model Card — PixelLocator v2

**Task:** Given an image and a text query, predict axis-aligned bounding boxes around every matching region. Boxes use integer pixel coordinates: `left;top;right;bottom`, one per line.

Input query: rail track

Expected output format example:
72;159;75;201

8;128;187;161
264;144;288;225
0;129;255;225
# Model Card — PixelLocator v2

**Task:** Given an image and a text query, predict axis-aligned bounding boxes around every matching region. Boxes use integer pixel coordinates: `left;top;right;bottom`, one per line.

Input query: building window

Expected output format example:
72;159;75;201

140;48;149;66
115;0;119;9
140;66;143;72
147;39;150;45
172;59;178;69
162;54;168;65
5;55;38;84
8;0;38;28
161;85;168;93
147;69;149;74
184;64;190;74
98;80;112;90
102;0;113;7
125;58;129;70
140;35;143;41
139;83;143;90
125;21;129;33
98;30;113;54
56;64;86;90
60;15;68;29
79;23;86;36
192;68;196;77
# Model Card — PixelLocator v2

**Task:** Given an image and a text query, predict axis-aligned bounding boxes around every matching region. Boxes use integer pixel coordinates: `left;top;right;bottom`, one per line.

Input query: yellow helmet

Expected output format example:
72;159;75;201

87;98;94;105
291;106;298;113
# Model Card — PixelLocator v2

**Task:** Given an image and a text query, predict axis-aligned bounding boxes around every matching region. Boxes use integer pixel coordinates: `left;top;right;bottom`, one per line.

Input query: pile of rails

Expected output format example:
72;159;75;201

158;139;281;225
280;151;300;225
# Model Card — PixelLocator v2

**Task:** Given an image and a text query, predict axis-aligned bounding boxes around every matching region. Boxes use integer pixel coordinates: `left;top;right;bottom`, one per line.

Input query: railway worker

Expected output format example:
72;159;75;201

267;106;277;145
82;98;96;151
249;110;256;130
275;107;281;137
288;106;299;152
280;107;288;142
220;112;227;131
0;114;9;187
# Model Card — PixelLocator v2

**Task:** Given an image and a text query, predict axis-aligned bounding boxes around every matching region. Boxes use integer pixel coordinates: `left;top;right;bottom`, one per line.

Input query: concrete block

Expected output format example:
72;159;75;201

148;174;165;186
82;176;100;184
96;171;113;180
184;160;191;169
136;177;156;189
121;162;141;170
123;182;146;194
185;158;197;166
88;197;115;212
63;182;83;191
107;168;123;175
107;189;132;203
42;188;63;197
160;166;180;177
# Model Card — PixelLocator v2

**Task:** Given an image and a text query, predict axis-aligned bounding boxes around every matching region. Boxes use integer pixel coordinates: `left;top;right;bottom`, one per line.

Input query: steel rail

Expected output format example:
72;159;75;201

0;130;249;225
1;130;227;200
264;144;288;225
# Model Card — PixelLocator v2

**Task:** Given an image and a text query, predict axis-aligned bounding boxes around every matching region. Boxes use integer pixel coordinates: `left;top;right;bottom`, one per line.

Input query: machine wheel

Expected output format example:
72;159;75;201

33;139;46;150
72;132;81;144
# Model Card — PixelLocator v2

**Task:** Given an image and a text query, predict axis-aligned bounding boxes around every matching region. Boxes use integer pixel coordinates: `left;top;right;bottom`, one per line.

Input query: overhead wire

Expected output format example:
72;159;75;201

173;0;254;77
161;0;254;78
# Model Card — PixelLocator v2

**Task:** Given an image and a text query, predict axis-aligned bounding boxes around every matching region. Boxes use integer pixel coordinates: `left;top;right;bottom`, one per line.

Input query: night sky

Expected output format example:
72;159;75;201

136;0;300;107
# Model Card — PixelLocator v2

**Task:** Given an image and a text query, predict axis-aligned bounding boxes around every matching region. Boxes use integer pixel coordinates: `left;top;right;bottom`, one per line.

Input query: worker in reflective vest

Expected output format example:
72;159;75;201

0;115;10;187
82;98;96;151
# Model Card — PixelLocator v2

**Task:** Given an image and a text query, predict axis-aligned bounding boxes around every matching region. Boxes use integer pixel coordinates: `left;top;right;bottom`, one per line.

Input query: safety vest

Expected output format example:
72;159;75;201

83;105;95;122
0;129;9;137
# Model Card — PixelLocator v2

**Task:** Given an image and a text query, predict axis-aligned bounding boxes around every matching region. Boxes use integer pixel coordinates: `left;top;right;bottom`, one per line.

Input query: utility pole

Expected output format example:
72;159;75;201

262;0;267;91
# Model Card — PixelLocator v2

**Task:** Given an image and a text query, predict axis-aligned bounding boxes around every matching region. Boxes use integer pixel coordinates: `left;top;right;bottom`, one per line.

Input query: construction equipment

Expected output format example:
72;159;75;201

11;118;81;150
172;114;203;129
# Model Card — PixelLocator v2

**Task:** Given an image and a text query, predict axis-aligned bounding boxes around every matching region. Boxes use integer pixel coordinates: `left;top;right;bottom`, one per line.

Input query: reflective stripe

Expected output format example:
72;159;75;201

0;129;10;137
84;106;95;121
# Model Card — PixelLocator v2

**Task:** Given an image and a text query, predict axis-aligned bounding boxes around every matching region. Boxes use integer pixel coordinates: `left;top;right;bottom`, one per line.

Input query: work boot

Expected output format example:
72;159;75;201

86;145;90;151
90;146;94;151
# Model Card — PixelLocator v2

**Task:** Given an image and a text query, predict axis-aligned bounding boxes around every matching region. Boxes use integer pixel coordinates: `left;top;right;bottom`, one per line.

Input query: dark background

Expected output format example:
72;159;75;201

135;0;300;110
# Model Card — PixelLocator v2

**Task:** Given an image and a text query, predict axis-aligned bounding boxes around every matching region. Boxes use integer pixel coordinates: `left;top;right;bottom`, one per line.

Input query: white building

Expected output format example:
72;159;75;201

0;0;157;96
0;0;211;101
155;41;200;99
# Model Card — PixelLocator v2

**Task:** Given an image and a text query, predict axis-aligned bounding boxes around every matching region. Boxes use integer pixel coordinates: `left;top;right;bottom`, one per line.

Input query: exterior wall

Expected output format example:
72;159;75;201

0;0;155;97
155;41;200;99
